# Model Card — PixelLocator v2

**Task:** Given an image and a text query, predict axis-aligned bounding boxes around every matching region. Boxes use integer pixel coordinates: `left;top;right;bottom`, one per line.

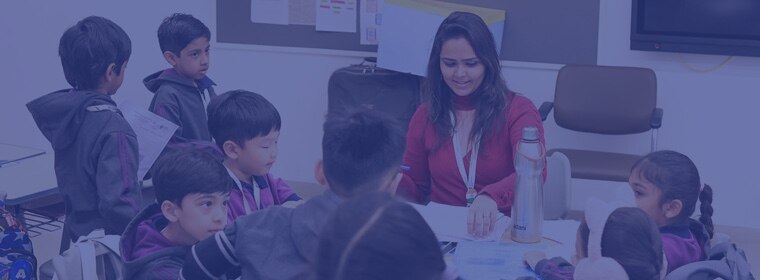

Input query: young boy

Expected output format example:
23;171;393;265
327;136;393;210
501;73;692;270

26;16;142;252
120;149;232;280
181;109;407;280
145;13;216;145
206;90;300;222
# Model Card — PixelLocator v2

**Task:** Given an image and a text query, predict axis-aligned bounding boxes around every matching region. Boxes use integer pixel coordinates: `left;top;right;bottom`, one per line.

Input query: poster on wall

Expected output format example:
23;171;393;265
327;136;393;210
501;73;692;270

316;0;357;32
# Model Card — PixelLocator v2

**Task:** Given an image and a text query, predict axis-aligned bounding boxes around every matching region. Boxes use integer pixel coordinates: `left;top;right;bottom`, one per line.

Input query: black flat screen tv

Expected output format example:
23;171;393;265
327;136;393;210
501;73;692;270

631;0;760;57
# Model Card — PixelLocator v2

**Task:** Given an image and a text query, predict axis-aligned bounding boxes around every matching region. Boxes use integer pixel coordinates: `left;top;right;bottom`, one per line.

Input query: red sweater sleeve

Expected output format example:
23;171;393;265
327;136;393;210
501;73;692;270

396;106;432;203
480;96;547;212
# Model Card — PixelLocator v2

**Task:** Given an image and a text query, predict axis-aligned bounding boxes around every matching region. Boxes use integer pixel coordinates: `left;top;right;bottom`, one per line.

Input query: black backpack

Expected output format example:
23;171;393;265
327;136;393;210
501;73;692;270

328;57;422;131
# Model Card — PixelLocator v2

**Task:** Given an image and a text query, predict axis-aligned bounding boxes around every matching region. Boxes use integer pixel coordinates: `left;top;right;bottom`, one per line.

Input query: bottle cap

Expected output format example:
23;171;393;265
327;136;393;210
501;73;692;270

521;127;539;141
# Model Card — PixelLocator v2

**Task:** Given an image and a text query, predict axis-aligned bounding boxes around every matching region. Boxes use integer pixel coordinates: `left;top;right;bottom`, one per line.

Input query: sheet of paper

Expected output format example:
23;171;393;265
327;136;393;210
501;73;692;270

410;202;509;242
251;0;289;25
316;0;357;32
377;0;505;76
121;105;178;180
360;0;383;44
542;219;580;261
453;241;545;279
289;0;316;25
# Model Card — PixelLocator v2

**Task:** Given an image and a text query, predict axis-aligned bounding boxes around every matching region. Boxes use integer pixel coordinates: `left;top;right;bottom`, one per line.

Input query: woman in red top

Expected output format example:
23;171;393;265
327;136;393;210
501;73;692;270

396;11;546;238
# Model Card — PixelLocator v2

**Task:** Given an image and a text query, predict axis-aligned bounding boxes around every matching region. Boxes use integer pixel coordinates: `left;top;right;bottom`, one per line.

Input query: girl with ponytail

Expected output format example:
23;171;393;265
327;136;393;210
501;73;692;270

629;150;714;273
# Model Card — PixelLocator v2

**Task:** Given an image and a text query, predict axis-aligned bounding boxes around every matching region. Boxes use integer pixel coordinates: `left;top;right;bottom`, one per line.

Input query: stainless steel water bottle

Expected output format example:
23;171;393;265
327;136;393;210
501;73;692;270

511;126;544;243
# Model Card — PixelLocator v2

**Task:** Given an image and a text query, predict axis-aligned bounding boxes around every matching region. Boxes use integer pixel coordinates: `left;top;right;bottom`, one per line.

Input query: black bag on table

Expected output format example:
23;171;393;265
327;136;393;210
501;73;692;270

328;57;422;131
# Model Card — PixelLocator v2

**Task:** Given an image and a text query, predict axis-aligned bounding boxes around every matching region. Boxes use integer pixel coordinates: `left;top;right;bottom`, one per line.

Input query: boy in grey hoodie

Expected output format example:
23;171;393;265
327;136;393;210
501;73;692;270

145;13;216;145
181;109;407;280
26;16;142;252
120;149;233;279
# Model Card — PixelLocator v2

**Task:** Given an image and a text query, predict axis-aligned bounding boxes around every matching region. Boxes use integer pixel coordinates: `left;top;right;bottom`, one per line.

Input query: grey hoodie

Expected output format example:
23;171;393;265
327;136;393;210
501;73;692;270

181;190;343;280
27;89;142;251
144;68;217;145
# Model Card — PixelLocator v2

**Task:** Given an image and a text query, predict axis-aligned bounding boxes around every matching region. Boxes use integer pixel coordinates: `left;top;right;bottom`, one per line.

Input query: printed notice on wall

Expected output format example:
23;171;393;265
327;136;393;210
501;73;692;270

251;0;290;25
316;0;357;32
360;0;383;44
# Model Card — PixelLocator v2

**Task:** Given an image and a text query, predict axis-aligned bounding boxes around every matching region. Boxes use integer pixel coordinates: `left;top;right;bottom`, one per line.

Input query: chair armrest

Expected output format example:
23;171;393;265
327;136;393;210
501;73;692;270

650;108;663;129
539;102;554;122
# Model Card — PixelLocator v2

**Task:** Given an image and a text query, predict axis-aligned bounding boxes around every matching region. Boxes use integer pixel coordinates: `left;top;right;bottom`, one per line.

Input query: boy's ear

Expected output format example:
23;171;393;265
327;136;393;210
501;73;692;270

98;63;118;86
222;140;240;159
663;199;683;219
161;200;181;222
163;51;178;66
314;160;327;186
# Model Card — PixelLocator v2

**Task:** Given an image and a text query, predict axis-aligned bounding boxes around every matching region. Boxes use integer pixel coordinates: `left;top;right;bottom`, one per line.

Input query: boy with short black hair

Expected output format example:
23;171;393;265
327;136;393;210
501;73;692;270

120;149;232;280
206;89;300;222
145;13;215;145
27;15;141;252
182;109;407;280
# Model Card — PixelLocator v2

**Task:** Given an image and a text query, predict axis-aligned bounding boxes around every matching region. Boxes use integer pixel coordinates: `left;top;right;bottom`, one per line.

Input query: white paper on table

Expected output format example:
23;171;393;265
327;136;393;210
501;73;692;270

453;241;545;279
251;0;289;25
121;105;178;180
289;0;317;25
316;0;357;32
409;202;509;242
377;0;505;76
542;219;580;261
360;0;384;45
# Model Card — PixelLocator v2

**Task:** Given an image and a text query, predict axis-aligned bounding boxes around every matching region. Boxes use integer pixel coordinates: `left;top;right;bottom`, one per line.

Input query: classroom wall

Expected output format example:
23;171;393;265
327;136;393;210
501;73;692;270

2;0;759;228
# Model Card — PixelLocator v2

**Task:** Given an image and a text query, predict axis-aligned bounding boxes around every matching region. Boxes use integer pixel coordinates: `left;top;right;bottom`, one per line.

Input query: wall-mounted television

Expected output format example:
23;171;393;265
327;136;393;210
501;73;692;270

630;0;760;57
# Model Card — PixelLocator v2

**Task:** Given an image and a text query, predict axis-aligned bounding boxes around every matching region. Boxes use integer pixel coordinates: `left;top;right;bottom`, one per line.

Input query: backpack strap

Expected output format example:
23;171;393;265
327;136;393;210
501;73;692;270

74;240;98;280
75;229;123;279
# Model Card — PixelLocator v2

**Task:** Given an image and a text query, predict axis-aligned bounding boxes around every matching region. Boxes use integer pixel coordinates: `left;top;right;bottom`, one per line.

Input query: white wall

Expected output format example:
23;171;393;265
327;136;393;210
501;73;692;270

2;0;759;228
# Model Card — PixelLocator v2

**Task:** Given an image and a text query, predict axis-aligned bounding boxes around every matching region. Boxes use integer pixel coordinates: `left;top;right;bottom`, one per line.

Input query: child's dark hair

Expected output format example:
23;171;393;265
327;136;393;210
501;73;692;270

579;207;664;280
322;109;406;197
58;16;131;90
316;192;446;280
207;90;281;154
157;13;210;56
152;149;232;206
631;150;714;238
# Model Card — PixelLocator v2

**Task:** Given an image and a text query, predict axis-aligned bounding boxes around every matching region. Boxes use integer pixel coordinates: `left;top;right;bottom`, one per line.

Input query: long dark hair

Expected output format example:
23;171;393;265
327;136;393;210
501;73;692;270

579;207;664;280
631;150;715;238
424;11;511;146
315;192;446;280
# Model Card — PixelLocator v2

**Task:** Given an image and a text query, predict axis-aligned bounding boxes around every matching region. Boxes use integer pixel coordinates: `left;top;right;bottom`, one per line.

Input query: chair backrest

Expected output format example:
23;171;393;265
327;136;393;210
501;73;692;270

554;65;657;135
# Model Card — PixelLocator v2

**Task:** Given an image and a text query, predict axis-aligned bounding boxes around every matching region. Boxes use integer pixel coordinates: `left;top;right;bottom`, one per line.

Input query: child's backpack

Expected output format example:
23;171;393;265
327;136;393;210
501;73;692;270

665;241;755;280
39;229;123;280
0;192;37;280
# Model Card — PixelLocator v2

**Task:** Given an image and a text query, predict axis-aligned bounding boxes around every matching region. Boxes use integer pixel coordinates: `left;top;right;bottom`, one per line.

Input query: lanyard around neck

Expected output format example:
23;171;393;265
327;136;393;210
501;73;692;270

225;166;260;214
450;112;480;191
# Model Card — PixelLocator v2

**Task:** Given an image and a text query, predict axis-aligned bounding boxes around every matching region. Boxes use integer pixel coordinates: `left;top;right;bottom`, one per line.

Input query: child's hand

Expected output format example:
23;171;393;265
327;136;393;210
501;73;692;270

523;251;546;270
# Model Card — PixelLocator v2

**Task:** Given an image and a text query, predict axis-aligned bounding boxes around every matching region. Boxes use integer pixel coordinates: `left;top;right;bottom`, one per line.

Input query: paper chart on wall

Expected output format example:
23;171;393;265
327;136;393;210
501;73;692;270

316;0;357;32
251;0;290;25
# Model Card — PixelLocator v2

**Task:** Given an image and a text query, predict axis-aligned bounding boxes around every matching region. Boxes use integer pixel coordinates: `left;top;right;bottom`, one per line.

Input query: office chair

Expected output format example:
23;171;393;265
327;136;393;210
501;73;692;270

539;64;663;183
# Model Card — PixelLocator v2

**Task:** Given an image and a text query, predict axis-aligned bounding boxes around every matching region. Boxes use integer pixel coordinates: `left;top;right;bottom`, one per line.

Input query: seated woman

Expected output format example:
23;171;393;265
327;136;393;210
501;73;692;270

396;11;546;238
